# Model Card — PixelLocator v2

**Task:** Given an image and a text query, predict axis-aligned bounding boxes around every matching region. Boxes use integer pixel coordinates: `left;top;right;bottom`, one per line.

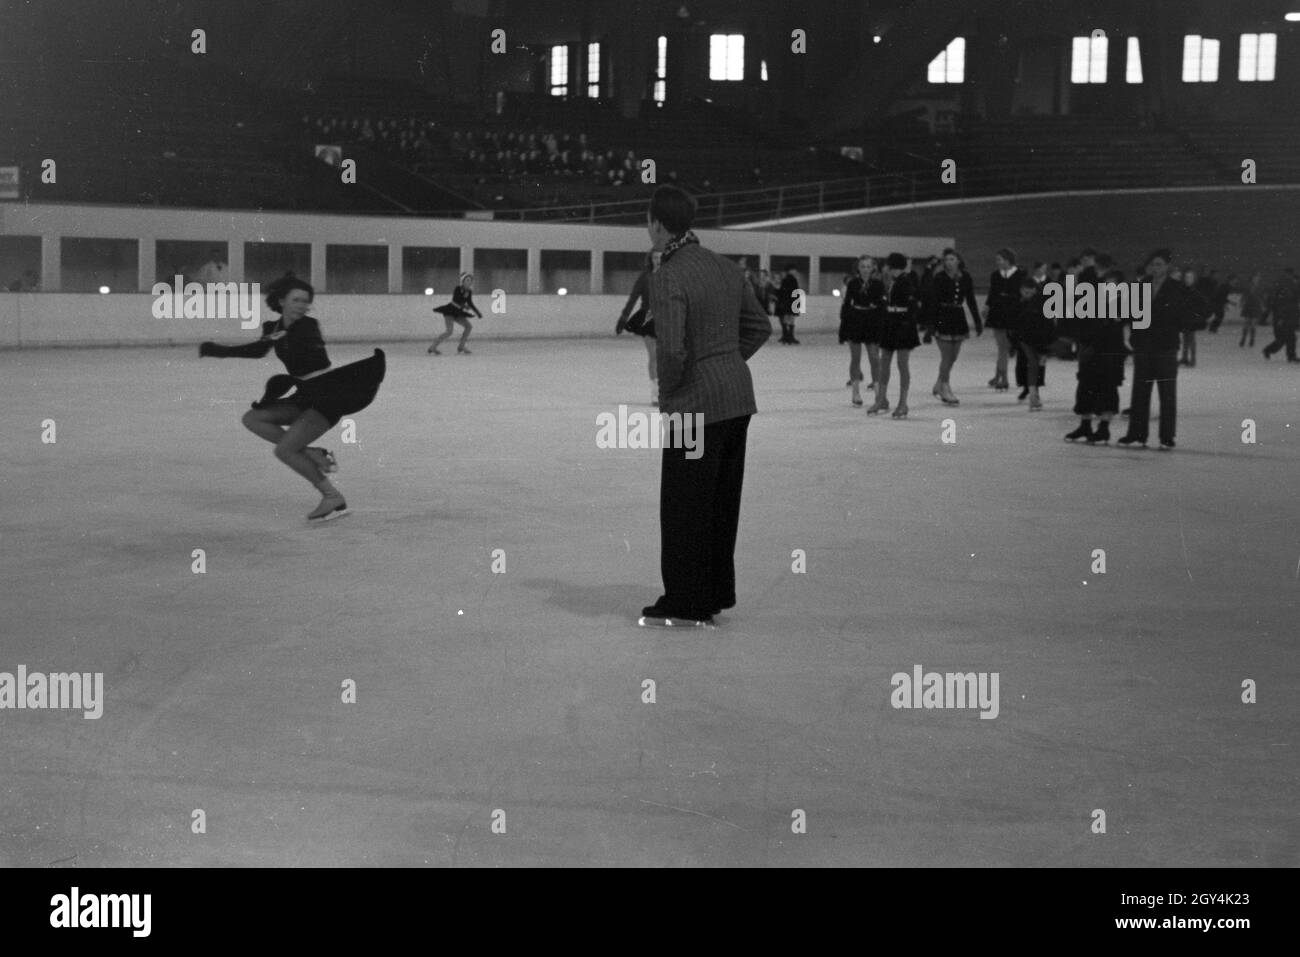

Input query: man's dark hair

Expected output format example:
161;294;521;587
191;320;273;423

648;186;697;234
887;252;909;270
1144;248;1173;267
1081;247;1098;259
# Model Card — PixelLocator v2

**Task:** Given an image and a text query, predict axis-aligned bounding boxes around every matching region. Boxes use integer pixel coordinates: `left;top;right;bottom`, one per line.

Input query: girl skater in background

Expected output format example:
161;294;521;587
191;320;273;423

776;264;801;344
839;256;885;406
929;248;982;406
1064;267;1128;444
1006;275;1054;411
199;275;386;522
983;247;1022;391
1239;272;1264;348
615;249;663;405
868;252;921;419
428;272;483;355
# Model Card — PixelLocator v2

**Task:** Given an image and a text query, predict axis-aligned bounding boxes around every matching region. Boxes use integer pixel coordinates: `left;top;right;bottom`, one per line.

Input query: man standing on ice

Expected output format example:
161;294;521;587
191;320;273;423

638;186;772;628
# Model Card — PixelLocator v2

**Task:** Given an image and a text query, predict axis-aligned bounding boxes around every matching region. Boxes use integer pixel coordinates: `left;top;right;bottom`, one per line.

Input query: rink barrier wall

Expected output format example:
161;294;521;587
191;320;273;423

0;292;862;348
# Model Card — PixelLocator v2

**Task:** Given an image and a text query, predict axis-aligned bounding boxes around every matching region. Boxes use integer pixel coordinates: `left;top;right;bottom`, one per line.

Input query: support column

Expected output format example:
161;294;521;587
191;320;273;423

228;240;245;283
41;234;60;291
591;249;605;295
527;248;541;293
138;237;155;292
387;243;403;293
311;241;327;292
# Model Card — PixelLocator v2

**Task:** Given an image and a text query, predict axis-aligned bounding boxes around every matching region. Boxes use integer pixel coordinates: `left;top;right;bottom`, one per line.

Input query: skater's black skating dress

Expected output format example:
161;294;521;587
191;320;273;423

200;316;385;426
433;285;482;321
839;276;886;345
878;274;921;351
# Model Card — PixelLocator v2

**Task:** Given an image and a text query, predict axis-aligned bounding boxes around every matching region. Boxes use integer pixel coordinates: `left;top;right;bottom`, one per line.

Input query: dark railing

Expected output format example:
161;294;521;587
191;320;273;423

481;162;1242;227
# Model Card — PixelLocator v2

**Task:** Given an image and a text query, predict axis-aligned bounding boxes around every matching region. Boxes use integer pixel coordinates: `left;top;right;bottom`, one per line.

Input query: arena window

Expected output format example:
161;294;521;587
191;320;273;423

1126;37;1143;83
927;38;965;84
550;44;569;96
709;34;744;81
1238;33;1276;81
1182;35;1220;82
1071;33;1108;83
654;36;667;103
587;43;601;97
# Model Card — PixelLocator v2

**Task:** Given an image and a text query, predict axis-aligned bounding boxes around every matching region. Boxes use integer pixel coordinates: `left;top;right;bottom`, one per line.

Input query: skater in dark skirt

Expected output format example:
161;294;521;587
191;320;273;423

982;247;1023;391
928;248;982;406
199;275;386;521
839;256;886;406
428;272;483;355
868;252;921;418
1006;275;1055;412
615;249;662;405
1064;268;1128;444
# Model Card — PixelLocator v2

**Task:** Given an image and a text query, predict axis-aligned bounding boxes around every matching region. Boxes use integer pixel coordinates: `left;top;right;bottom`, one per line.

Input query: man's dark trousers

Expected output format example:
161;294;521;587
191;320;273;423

659;415;751;618
1263;322;1298;360
1127;351;1178;444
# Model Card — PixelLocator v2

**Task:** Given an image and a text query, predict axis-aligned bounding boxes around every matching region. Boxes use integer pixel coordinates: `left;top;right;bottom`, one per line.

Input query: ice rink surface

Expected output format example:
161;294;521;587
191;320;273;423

1;330;1297;867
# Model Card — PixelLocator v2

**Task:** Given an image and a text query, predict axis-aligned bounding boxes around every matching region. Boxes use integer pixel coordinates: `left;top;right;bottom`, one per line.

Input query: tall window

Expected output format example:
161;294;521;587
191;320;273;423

1238;33;1277;81
709;34;744;81
1126;36;1143;83
654;35;666;103
927;38;965;83
1182;35;1220;82
587;42;601;97
549;44;568;96
760;59;768;81
1071;33;1108;83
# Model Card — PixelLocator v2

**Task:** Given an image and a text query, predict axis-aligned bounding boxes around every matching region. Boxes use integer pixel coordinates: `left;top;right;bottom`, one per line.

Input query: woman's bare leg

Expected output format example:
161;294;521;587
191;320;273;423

457;317;473;350
896;349;912;409
430;317;455;352
275;410;337;488
866;343;881;388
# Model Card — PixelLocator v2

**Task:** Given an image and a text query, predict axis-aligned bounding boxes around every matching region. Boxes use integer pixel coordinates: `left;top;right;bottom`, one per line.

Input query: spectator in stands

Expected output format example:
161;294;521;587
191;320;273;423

1262;267;1299;362
195;249;228;284
1239;273;1264;348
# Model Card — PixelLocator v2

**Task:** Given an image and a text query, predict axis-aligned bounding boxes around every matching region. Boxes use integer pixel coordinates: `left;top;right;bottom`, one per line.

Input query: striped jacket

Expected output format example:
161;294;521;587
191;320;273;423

648;243;773;425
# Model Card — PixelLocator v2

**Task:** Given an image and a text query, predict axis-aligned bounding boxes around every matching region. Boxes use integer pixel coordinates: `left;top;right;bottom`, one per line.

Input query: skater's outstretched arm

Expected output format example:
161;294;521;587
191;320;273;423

738;281;772;361
199;321;276;359
464;290;483;319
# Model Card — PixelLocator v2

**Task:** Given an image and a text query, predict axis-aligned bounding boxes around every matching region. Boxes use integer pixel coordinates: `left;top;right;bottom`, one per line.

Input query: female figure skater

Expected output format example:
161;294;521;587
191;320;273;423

839;256;885;406
1178;267;1210;367
199;275;386;521
1006;275;1054;411
615;249;662;405
776;264;801;344
928;248;982;405
982;248;1022;391
1064;268;1130;444
868;253;921;418
428;272;483;355
1239;272;1264;348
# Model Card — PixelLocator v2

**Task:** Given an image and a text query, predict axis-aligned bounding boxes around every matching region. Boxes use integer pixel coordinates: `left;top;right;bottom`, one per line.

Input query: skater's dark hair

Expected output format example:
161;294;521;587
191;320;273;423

1144;248;1172;267
1081;247;1098;259
996;247;1017;265
648;185;697;234
1019;275;1039;291
886;252;908;271
942;248;965;270
265;275;314;314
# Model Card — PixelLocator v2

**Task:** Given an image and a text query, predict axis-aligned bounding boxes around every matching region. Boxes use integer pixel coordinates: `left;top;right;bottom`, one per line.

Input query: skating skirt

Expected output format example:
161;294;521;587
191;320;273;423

625;307;655;339
933;306;971;339
878;313;920;351
434;303;475;320
985;304;1016;331
253;349;386;427
838;306;883;345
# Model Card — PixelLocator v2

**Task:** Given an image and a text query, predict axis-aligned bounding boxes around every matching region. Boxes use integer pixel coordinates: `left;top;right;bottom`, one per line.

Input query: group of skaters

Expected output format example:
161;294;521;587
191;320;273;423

823;246;1299;448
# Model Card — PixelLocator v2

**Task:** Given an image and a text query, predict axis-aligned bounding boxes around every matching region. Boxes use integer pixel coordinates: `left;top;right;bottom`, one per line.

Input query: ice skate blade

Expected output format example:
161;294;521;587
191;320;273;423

637;616;716;630
307;504;350;523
